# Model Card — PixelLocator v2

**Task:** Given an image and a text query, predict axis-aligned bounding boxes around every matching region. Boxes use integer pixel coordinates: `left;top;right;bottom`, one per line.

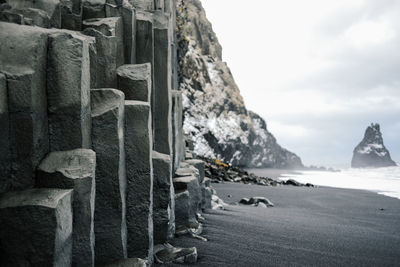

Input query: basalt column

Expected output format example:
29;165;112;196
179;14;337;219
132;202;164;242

135;11;153;66
91;89;127;265
0;73;9;193
129;0;154;10
82;0;106;20
36;149;96;267
173;175;200;226
117;63;152;102
124;100;154;261
61;0;84;30
105;1;136;64
0;22;49;191
3;0;62;28
0;189;73;267
82;16;123;88
153;11;172;155
135;10;154;127
82;17;124;67
164;0;179;96
171;90;184;172
152;151;175;243
47;31;92;151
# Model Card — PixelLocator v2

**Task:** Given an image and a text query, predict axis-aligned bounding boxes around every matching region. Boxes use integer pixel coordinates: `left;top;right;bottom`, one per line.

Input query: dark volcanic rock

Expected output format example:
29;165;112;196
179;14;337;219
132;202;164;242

239;197;274;207
124;101;153;260
284;179;303;186
351;123;396;168
91;89;127;264
36;149;96;267
154;243;197;264
0;188;73;267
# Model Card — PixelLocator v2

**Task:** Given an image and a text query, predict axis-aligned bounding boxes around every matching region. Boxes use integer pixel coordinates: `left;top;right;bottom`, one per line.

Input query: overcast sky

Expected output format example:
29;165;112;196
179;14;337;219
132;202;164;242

201;0;400;167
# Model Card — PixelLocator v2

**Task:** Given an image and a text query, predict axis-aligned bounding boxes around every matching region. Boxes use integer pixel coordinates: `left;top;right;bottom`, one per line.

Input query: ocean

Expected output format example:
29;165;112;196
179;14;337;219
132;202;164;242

252;165;400;200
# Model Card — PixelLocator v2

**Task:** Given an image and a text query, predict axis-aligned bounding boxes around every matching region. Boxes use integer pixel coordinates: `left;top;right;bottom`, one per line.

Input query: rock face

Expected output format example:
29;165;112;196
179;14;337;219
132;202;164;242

352;123;397;168
0;1;215;265
176;0;302;168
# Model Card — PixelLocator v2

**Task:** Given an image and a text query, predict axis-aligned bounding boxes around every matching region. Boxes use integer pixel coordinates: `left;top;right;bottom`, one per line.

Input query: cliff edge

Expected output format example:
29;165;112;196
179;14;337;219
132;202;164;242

176;0;303;168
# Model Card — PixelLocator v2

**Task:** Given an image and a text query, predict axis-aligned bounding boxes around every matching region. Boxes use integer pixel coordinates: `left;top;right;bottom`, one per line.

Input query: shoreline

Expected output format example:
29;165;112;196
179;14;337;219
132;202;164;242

245;167;400;201
164;182;400;266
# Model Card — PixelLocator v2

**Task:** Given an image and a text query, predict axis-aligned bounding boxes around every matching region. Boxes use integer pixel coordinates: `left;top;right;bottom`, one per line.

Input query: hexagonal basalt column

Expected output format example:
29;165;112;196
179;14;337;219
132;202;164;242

0;22;49;191
153;11;172;155
117;63;152;102
91;88;127;265
184;159;205;183
83;27;118;88
0;188;73;267
171;90;184;172
36;149;96;267
4;0;62;28
83;0;106;20
124;100;153;261
0;73;9;194
47;31;92;152
105;1;136;64
135;10;153;66
152;151;175;244
129;0;154;10
61;0;84;30
173;175;200;225
173;189;190;227
82;16;124;67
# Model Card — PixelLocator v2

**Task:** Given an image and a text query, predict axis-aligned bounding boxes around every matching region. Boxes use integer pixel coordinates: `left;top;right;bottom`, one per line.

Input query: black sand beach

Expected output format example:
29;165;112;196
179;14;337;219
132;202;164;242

164;183;400;266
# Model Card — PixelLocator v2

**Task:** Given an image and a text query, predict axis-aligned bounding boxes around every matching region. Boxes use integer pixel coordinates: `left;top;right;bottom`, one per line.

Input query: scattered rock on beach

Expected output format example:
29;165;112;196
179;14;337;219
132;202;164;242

211;194;226;210
283;179;314;187
239;197;274;207
284;179;303;186
154;243;197;264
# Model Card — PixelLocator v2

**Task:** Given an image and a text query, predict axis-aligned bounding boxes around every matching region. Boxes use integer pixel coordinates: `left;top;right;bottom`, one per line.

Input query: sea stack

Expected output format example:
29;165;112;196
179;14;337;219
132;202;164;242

351;123;396;168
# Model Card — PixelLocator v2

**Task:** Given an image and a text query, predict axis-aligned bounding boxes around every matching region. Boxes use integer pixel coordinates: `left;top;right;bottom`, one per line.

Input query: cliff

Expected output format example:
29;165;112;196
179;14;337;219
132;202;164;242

351;123;397;168
176;0;303;169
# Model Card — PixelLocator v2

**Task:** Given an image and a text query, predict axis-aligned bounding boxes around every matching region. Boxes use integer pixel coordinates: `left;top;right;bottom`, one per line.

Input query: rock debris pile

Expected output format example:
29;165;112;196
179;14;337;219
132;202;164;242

198;156;314;188
0;1;214;266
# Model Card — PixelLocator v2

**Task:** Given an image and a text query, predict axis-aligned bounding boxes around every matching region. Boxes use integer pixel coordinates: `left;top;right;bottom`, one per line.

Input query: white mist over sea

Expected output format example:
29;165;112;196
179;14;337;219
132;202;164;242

279;165;400;200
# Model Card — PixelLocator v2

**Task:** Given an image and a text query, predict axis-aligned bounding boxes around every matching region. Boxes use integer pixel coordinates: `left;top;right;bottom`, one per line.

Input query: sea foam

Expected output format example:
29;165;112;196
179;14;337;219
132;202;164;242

280;165;400;200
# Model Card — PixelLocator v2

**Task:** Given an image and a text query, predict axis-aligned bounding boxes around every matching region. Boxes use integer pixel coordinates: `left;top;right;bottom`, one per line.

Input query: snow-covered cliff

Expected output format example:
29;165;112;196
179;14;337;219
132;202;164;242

176;0;303;168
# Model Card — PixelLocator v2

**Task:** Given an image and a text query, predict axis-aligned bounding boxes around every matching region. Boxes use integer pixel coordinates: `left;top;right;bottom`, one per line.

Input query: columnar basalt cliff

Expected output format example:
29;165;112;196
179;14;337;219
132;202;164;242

352;123;397;168
176;0;303;168
0;0;211;266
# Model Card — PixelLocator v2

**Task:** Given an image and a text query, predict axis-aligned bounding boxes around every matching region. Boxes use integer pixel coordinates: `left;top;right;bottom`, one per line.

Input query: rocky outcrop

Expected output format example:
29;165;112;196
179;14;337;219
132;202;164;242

176;0;303;169
351;123;397;168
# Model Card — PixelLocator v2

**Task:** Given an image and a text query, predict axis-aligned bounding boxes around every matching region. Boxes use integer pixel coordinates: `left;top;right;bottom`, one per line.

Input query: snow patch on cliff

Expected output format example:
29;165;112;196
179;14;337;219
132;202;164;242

178;0;303;168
